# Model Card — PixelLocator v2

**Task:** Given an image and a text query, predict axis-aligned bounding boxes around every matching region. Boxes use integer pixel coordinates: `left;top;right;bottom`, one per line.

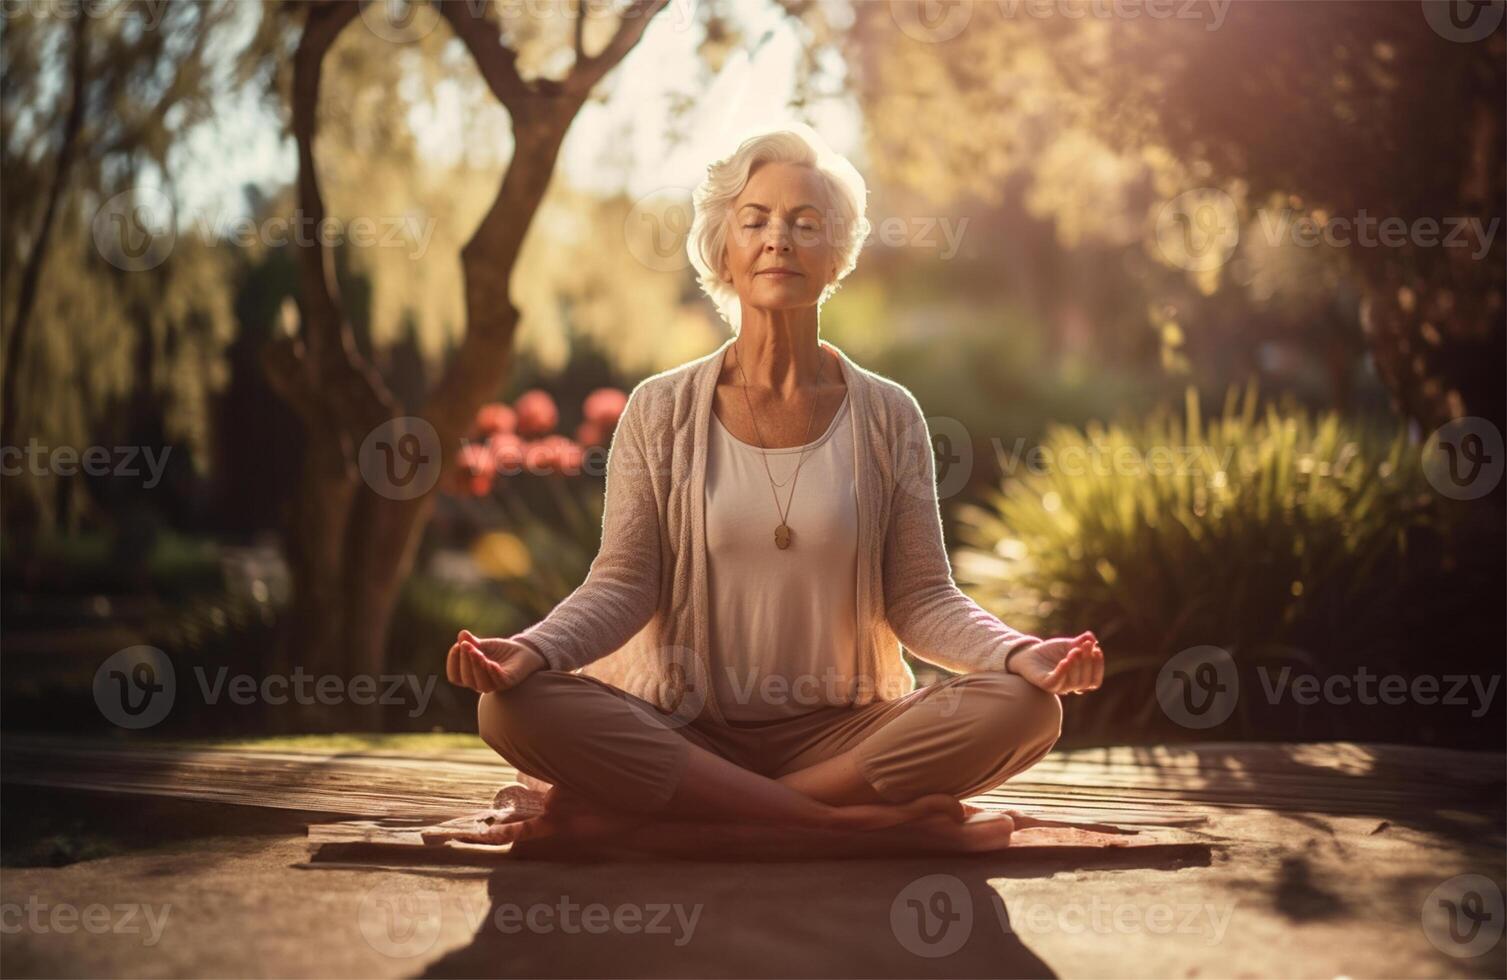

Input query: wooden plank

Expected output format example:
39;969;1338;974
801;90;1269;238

3;735;1500;824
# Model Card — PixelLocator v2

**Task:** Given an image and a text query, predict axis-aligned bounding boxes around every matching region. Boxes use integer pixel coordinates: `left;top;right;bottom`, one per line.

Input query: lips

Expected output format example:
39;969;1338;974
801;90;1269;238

756;269;801;277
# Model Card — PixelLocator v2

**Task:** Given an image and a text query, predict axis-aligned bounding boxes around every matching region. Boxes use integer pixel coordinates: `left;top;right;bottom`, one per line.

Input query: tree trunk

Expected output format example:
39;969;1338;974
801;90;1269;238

2;14;89;540
266;0;667;730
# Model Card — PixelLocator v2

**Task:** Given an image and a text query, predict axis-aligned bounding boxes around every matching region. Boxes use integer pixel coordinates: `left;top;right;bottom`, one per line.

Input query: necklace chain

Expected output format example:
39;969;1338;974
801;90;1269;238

730;341;835;545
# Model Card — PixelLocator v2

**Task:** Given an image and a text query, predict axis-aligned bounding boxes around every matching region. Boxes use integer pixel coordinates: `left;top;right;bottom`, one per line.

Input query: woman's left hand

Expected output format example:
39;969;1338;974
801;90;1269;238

1009;630;1104;695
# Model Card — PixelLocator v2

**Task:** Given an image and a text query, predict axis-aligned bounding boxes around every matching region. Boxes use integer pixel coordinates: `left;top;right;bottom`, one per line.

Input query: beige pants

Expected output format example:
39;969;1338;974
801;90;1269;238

477;668;1063;814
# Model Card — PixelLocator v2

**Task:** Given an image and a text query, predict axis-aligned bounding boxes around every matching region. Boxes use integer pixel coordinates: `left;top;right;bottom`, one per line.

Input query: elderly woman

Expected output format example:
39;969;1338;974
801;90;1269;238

445;125;1104;851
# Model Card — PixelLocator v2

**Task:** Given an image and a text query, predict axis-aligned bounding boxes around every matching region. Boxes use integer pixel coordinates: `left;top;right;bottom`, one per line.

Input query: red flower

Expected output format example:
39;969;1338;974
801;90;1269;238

575;420;606;448
553;437;585;476
583;387;627;428
521;439;554;474
521;435;585;476
487;432;525;476
475;402;517;436
514;389;558;437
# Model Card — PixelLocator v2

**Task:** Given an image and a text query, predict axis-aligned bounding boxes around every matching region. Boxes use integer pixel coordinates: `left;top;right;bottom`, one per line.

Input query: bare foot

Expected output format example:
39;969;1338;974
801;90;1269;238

824;792;965;832
863;810;1017;853
421;786;641;846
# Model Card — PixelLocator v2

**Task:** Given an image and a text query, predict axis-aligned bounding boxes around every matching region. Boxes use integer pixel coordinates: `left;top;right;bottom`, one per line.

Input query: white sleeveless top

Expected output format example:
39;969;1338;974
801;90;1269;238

705;392;861;721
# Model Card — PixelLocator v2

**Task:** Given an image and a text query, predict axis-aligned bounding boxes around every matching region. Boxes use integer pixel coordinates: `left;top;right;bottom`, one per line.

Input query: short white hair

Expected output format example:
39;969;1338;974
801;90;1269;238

687;123;872;334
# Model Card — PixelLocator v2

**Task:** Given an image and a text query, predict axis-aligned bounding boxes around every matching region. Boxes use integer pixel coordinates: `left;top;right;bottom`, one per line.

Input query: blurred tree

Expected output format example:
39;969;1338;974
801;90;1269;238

849;1;1504;438
258;0;671;697
0;0;244;540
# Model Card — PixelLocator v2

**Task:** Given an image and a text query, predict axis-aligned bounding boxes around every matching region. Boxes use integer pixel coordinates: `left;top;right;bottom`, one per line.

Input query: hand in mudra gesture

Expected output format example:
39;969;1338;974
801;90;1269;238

1010;630;1104;696
445;629;546;694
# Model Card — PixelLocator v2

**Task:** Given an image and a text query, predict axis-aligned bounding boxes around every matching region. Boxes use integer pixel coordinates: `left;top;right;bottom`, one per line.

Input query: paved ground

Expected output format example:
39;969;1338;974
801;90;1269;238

2;738;1503;978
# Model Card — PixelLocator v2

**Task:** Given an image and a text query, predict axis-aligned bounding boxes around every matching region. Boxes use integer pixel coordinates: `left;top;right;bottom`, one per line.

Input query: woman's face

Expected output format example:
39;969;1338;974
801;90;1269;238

721;162;840;314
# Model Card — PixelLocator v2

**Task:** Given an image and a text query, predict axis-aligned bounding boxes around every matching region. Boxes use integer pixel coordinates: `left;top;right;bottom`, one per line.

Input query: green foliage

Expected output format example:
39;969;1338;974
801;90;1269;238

953;382;1451;740
1;528;225;600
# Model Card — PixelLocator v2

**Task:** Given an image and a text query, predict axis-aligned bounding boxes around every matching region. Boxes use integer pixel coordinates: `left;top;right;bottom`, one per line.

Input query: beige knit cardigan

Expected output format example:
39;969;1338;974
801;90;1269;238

511;335;1045;726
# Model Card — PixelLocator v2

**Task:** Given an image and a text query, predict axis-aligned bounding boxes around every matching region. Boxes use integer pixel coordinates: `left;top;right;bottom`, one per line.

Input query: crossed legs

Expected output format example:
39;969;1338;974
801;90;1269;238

475;668;1062;847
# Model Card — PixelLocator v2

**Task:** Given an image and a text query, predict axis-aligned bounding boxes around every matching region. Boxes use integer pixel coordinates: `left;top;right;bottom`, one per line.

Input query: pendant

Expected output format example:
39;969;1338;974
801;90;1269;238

774;523;792;549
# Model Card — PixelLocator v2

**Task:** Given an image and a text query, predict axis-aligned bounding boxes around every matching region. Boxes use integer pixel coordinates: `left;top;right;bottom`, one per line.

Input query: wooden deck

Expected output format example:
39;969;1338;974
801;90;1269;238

4;733;1500;828
4;734;1503;979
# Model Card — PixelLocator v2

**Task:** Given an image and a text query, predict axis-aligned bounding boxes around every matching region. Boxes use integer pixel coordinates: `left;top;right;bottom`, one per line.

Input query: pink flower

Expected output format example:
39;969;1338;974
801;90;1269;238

521;435;585;476
553;438;585;476
575;419;606;448
521;439;555;474
583;387;627;428
475;402;517;437
514;389;558;437
487;432;525;476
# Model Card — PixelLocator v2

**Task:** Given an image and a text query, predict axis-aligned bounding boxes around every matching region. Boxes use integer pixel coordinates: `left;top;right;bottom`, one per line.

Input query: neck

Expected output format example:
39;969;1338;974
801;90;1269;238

728;313;827;395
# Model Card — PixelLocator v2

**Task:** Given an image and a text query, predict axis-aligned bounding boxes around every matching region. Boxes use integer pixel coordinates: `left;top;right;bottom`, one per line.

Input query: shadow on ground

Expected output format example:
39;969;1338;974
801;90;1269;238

418;847;1210;979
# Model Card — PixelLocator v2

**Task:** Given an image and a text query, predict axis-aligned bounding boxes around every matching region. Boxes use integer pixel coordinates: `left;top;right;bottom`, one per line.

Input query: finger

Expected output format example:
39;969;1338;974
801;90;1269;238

1047;653;1076;692
466;642;511;689
457;646;479;690
475;636;511;658
446;642;461;685
1063;650;1090;693
1088;644;1105;690
465;638;504;668
1074;649;1095;691
466;646;499;693
1047;649;1077;685
476;645;511;684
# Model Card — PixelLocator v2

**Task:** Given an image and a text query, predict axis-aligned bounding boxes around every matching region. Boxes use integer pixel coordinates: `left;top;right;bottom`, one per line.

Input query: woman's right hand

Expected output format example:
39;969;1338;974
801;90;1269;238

445;629;547;694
